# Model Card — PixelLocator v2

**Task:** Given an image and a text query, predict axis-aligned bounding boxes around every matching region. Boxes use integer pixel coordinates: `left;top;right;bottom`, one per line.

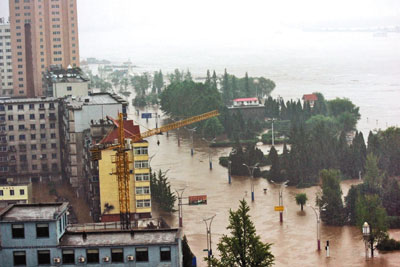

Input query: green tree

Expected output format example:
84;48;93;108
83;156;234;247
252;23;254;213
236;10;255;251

150;170;176;212
364;153;384;194
295;193;308;211
207;199;274;267
317;169;345;225
203;117;224;138
268;146;281;182
356;194;388;257
182;235;195;267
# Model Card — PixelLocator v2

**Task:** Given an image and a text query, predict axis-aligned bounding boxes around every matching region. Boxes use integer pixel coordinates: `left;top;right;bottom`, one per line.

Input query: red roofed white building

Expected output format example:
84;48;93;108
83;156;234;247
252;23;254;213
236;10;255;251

233;97;259;107
302;94;318;108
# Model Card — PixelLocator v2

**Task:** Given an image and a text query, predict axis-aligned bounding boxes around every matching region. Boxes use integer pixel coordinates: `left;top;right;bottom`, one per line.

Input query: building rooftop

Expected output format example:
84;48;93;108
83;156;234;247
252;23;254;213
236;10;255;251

60;228;180;247
64;93;128;110
43;66;89;84
99;120;141;144
234;97;258;102
0;202;68;222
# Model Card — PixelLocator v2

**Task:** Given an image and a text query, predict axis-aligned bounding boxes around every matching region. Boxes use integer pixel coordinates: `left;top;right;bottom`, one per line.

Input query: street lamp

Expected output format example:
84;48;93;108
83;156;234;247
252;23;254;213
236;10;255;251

186;127;197;156
271;180;288;223
203;214;217;265
202;137;216;170
228;160;232;184
307;204;326;251
362;222;372;258
242;163;259;202
175;187;187;228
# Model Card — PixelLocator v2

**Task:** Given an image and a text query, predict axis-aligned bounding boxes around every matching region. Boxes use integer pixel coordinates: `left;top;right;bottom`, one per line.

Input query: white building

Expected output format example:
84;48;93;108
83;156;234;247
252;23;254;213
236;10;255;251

233;97;259;106
43;66;89;98
0;22;13;96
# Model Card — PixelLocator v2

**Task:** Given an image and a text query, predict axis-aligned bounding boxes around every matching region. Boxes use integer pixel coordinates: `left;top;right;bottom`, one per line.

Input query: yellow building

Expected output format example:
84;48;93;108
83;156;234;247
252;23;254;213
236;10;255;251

98;120;151;222
0;183;33;208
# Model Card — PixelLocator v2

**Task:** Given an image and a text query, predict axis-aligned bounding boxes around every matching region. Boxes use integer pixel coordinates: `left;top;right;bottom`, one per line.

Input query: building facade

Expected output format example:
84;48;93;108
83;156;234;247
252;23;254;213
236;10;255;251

0;183;33;208
0;97;62;184
43;65;89;97
0;203;182;267
9;0;80;97
59;93;127;196
0;22;13;96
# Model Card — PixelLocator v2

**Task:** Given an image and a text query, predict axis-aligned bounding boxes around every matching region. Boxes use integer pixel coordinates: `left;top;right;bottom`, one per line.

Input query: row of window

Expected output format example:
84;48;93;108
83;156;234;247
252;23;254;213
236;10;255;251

17;153;57;160
0;189;25;196
135;173;150;181
0;103;55;111
136;199;151;208
13;246;171;266
135;186;150;195
12;223;49;239
8;133;56;141
10;143;57;151
5;123;57;131
134;147;148;155
6;113;56;120
134;160;149;169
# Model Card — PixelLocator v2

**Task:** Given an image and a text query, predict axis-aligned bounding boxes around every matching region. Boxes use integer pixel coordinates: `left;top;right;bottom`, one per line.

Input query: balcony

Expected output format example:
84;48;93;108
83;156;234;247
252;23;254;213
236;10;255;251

49;115;57;121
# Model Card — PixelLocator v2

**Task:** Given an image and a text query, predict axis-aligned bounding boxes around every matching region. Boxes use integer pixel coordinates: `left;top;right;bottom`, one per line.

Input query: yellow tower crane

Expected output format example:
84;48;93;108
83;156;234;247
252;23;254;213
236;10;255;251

91;109;220;229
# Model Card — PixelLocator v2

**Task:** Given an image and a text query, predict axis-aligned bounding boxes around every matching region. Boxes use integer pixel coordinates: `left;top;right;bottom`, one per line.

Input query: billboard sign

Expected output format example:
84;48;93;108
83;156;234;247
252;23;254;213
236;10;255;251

189;195;207;205
141;113;152;119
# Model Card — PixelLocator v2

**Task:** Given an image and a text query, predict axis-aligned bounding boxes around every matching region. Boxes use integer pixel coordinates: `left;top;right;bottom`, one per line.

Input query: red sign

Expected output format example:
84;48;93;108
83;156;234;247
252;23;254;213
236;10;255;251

189;195;207;205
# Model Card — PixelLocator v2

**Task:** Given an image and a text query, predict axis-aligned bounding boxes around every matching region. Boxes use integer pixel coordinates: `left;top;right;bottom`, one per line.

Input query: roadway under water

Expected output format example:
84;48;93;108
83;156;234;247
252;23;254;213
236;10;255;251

129;108;400;267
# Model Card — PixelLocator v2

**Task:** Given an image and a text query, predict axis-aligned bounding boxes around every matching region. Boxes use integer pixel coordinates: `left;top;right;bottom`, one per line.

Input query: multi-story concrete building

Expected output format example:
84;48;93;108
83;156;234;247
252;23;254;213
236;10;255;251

0;182;33;208
0;97;62;183
0;202;182;267
59;93;128;196
43;65;89;97
0;22;13;96
96;120;152;222
9;0;80;97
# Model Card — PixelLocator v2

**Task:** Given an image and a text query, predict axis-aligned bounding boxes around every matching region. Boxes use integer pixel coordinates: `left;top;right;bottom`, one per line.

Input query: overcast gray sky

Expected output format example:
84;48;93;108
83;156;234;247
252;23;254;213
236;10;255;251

0;0;399;59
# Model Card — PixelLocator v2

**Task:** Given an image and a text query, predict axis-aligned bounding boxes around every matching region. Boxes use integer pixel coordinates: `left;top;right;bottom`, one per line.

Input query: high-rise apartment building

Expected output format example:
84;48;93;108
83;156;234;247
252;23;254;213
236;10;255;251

9;0;80;97
0;22;14;96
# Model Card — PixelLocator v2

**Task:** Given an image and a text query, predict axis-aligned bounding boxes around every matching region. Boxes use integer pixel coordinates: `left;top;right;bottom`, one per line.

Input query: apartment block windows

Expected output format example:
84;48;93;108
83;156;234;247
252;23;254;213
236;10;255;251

37;250;51;265
136;199;151;208
18;104;24;110
62;250;75;264
111;248;123;263
86;249;99;263
134;160;149;169
160;247;171;261
13;251;26;266
67;86;72;91
20;189;25;195
36;223;49;238
136;248;149;262
10;189;15;195
134;147;148;155
18;114;24;121
135;186;150;195
12;224;25;238
30;114;35;120
29;103;34;110
135;173;150;181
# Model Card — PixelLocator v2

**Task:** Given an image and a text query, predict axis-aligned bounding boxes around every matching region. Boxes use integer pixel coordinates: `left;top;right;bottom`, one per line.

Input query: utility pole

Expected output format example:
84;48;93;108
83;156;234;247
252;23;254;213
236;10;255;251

243;163;259;202
175;187;187;228
203;214;216;266
272;180;288;223
186;127;196;156
202;138;216;170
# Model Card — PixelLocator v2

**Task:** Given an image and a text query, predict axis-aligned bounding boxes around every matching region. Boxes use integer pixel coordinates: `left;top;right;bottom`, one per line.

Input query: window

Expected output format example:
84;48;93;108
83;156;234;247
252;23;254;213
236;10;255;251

19;134;26;140
67;86;72;91
134;160;149;169
8;115;13;121
62;250;75;264
39;113;45;119
29;103;34;110
13;251;26;266
32;154;37;160
136;199;151;208
50;123;55;129
136;247;148;262
20;154;27;161
41;144;46;149
18;125;25;130
20;189;25;195
52;153;57;159
31;144;37;150
136;186;150;195
39;103;45;110
29;114;35;120
37;250;50;265
0;190;2;196
30;124;35;130
7;105;12;110
41;154;47;159
12;224;25;238
111;248;123;263
87;249;99;263
18;114;24;121
32;164;37;170
51;143;57;149
31;134;36;140
51;133;56;139
9;135;14;141
41;133;46;139
36;223;49;238
10;189;15;195
40;124;45;129
135;173;150;181
18;104;24;110
160;247;171;261
134;146;148;155
49;103;55;109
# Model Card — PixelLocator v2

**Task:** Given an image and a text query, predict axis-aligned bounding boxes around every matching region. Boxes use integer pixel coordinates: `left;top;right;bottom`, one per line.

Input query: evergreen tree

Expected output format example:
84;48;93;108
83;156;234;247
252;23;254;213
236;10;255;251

244;72;250;97
318;169;345;225
182;235;195;267
364;153;384;194
268;146;281;182
207;200;274;267
222;69;232;105
212;70;218;89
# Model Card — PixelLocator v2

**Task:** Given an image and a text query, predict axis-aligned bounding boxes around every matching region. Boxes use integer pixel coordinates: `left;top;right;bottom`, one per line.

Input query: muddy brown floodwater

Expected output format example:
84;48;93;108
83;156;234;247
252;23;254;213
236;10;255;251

129;108;400;267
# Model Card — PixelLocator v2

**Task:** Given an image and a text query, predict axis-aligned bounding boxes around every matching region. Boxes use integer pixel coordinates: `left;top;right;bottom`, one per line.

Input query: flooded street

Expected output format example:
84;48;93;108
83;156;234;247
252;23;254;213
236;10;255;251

128;108;400;266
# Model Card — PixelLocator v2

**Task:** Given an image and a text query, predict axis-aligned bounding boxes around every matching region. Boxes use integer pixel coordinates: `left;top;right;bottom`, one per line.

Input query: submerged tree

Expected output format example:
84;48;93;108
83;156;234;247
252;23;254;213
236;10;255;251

295;193;308;211
207;199;274;267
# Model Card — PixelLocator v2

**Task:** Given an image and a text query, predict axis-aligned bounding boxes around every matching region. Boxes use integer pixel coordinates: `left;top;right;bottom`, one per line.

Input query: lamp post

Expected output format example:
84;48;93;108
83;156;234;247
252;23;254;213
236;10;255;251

272;180;288;223
175;187;187;228
307;204;326;251
362;222;373;258
202;138;216;170
186;127;196;156
203;214;217;265
228;160;232;184
243;163;259;202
